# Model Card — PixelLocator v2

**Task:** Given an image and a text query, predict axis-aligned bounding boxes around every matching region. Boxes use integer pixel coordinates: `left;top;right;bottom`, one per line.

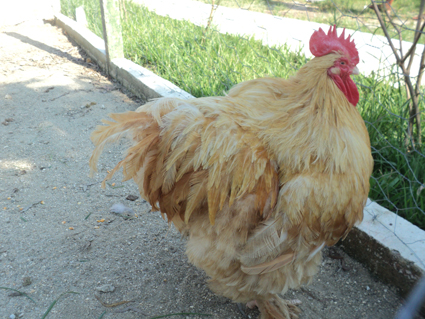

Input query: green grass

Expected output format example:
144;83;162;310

0;287;210;318
121;9;305;97
356;73;425;228
0;287;37;304
41;291;80;319
0;288;81;319
60;0;103;36
60;0;425;229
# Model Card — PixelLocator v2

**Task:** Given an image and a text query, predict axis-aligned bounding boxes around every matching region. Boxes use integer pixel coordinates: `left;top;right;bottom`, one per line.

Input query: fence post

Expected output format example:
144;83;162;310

76;6;88;28
99;0;124;75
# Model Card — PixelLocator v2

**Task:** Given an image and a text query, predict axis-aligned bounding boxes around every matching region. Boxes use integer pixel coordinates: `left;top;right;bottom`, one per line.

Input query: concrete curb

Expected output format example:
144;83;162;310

55;13;193;101
55;13;107;71
54;12;424;300
342;199;424;297
110;58;194;100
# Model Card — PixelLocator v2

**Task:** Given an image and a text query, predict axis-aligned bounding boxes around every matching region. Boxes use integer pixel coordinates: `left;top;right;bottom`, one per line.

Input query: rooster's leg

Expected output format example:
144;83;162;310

256;295;301;319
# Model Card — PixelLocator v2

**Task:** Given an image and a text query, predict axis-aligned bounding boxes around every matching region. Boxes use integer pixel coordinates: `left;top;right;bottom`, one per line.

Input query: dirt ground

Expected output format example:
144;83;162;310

0;19;407;319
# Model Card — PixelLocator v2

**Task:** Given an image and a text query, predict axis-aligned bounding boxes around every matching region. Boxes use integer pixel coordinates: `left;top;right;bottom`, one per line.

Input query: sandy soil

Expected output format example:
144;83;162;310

0;19;406;319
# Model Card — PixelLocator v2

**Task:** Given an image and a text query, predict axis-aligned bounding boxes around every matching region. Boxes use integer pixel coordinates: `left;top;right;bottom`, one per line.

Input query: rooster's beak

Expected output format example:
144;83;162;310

351;66;360;75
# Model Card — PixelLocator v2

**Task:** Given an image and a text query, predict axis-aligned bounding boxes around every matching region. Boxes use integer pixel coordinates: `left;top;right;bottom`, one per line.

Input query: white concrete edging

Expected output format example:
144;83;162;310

55;13;191;101
54;11;424;297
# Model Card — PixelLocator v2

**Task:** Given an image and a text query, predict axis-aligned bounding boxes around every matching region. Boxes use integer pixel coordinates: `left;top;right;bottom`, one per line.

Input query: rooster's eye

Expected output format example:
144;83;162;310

340;61;346;65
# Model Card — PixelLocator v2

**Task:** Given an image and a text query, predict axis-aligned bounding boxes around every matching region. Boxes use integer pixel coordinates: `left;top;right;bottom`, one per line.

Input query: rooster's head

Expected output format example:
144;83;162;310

309;25;360;106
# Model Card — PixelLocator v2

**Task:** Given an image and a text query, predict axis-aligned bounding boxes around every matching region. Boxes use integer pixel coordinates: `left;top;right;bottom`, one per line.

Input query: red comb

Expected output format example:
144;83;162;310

309;25;359;65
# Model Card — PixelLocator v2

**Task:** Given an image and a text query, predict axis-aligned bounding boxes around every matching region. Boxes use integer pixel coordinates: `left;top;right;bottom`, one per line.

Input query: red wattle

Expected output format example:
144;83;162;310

329;73;359;106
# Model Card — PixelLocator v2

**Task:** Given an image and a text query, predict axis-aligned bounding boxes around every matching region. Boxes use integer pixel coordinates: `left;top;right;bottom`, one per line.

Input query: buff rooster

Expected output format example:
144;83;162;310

90;26;373;319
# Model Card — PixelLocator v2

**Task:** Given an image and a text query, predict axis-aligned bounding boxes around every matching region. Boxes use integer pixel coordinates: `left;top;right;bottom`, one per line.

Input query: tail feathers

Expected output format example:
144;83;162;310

89;111;156;186
89;99;280;227
185;170;209;223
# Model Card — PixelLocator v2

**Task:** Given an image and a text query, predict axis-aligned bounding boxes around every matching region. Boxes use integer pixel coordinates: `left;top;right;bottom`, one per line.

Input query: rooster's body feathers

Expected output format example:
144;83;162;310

90;27;373;319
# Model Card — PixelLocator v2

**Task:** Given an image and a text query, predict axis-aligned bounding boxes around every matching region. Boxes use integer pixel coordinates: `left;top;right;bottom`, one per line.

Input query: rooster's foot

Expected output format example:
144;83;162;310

257;296;301;319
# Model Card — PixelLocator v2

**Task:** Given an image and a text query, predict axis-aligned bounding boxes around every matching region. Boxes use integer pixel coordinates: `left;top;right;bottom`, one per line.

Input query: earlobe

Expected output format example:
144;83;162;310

330;67;340;75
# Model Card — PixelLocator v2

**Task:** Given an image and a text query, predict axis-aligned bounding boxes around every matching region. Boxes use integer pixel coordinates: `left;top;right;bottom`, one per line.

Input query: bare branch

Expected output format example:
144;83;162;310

414;41;425;144
405;0;425;70
372;0;424;146
383;4;403;56
416;46;425;93
371;1;401;63
401;21;425;64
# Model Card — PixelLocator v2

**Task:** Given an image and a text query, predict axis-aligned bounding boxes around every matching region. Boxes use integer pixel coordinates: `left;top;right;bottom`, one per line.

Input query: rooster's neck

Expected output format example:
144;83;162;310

258;72;369;177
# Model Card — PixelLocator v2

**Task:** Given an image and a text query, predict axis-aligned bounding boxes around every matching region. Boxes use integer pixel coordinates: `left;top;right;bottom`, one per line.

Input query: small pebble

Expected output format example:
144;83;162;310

126;195;139;201
22;277;31;286
110;203;135;216
10;314;16;319
96;284;115;293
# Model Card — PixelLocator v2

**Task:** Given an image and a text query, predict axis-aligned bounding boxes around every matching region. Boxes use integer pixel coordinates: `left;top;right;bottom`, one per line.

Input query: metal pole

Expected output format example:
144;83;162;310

394;275;425;319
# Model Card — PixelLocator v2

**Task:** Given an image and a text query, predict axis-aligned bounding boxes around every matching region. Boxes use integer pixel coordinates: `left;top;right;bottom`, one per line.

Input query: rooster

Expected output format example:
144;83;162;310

90;25;373;319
